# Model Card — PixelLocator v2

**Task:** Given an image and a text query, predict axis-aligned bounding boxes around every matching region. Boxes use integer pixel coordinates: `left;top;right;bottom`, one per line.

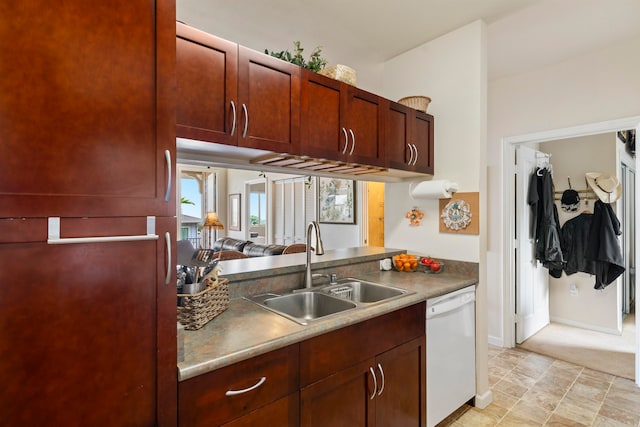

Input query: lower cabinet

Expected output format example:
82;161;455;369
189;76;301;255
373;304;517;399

222;393;300;427
300;302;426;427
178;302;425;427
178;344;299;427
300;337;425;427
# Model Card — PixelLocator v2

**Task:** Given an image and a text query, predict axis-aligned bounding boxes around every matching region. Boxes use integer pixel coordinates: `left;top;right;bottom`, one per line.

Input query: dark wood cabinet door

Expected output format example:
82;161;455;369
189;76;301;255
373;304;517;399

300;359;375;427
412;111;434;174
375;337;426;427
300;70;345;161
0;0;175;218
222;393;300;427
344;87;385;167
0;216;176;427
176;23;238;146
386;101;414;170
386;101;434;174
238;46;301;154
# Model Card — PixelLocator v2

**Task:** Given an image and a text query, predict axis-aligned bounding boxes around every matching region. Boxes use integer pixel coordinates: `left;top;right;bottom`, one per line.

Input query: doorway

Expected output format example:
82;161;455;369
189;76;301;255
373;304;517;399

502;117;640;386
367;182;385;247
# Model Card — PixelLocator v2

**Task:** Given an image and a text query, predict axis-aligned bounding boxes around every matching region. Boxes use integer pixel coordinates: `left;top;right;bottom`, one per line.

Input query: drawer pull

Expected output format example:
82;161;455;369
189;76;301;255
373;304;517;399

225;376;266;396
376;363;385;396
368;367;377;400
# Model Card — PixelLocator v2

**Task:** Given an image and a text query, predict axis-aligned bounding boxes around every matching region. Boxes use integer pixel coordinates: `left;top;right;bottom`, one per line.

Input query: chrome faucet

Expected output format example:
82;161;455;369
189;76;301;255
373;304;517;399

305;221;325;288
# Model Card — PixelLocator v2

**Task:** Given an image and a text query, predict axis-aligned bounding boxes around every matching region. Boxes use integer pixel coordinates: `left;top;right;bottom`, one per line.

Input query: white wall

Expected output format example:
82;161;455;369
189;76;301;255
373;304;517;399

382;20;486;262
539;134;619;333
382;20;491;406
487;32;640;344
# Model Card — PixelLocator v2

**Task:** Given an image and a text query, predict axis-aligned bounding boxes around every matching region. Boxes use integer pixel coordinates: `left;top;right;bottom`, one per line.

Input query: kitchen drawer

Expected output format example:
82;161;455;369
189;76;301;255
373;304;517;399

178;344;299;427
300;302;424;387
222;392;300;427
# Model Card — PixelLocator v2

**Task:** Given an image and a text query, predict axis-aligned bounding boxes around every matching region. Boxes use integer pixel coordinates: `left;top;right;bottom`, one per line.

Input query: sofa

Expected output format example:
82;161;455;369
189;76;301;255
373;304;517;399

212;237;287;257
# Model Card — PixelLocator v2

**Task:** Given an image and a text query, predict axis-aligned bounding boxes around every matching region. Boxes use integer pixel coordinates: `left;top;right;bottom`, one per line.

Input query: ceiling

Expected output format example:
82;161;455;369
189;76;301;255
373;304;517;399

177;0;537;72
177;0;640;82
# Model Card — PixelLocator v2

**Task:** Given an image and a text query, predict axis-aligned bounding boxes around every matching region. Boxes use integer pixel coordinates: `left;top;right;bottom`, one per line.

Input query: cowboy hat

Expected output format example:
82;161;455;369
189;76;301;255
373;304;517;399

585;172;622;203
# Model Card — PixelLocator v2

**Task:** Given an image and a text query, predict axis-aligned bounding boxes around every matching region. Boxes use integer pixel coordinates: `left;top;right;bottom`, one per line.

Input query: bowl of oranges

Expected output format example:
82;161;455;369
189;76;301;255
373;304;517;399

392;254;419;272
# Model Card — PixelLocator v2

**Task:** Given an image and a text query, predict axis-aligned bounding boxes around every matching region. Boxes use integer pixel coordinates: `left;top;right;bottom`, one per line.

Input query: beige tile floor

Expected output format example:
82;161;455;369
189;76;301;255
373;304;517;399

437;345;640;426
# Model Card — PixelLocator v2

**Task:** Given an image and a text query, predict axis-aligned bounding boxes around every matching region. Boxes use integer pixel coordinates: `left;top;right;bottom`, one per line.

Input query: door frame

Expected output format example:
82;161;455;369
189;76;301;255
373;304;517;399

501;115;640;386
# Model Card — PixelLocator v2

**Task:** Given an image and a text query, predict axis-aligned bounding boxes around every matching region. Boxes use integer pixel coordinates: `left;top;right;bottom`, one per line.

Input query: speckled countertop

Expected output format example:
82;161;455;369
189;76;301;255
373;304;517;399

178;249;477;381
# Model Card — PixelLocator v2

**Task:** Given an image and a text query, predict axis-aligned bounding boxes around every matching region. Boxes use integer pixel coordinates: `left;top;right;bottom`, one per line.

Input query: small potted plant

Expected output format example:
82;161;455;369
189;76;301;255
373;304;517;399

265;41;327;72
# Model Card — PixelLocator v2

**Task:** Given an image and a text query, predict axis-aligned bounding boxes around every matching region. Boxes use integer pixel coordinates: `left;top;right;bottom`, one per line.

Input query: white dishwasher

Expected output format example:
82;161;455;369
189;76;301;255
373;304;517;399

426;285;476;427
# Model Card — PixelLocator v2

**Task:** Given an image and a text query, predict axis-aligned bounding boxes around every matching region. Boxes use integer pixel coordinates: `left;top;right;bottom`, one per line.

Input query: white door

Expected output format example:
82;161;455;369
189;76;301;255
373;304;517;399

515;145;550;343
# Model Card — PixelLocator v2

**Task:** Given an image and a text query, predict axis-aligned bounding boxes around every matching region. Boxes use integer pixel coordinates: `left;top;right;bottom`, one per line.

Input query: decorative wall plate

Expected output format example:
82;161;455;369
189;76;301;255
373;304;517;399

441;199;472;230
405;207;424;226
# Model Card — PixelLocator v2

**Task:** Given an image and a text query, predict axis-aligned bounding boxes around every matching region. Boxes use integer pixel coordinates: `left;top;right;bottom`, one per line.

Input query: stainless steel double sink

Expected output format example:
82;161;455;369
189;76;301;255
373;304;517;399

245;278;414;325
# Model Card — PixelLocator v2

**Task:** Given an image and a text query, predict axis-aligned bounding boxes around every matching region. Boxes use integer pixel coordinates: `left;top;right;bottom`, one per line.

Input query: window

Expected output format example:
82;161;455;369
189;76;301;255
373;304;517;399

178;166;216;249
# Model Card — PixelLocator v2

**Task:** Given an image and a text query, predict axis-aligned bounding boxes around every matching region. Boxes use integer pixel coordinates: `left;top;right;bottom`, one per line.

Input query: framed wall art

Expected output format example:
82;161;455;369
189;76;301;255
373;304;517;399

438;192;479;235
318;178;355;224
229;193;241;231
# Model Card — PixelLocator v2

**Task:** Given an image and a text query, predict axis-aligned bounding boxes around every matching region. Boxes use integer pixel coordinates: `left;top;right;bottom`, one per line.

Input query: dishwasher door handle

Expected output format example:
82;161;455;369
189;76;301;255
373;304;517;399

427;293;474;319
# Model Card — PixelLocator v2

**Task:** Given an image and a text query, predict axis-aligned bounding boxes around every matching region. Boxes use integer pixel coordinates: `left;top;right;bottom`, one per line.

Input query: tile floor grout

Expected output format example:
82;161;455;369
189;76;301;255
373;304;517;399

437;345;640;427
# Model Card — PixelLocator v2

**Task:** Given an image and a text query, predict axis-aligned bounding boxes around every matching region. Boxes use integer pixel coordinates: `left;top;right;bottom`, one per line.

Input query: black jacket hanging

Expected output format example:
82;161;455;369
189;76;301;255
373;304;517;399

528;167;564;276
584;200;625;290
559;213;597;276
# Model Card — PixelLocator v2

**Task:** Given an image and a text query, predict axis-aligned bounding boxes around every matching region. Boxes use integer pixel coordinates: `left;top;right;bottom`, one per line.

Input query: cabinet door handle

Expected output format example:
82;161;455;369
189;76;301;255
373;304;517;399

368;367;377;400
348;129;355;156
164;231;172;285
341;127;349;154
407;143;415;165
230;100;237;136
164;149;172;202
241;103;249;139
225;376;266;396
411;144;418;166
47;217;159;245
376;363;385;396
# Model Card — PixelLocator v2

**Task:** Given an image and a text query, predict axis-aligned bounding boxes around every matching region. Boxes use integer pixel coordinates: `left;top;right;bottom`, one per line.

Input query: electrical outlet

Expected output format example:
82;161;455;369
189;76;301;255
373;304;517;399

569;283;578;296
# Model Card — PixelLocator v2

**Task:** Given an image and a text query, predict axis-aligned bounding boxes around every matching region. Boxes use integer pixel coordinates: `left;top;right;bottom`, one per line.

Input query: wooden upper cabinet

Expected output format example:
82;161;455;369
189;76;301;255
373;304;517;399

300;70;344;160
301;70;384;167
386;100;434;174
0;0;175;218
238;47;301;153
176;23;301;154
176;25;238;145
345;87;385;167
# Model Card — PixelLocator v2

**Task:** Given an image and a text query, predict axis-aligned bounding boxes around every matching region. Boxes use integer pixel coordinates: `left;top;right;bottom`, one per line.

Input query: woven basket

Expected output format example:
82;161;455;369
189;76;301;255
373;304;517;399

177;277;229;330
398;96;431;112
318;64;357;86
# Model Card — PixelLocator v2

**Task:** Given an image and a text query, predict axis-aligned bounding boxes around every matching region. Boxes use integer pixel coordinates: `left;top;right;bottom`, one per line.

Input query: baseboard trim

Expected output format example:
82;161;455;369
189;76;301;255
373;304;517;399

474;390;493;409
488;335;504;347
550;316;622;336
